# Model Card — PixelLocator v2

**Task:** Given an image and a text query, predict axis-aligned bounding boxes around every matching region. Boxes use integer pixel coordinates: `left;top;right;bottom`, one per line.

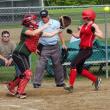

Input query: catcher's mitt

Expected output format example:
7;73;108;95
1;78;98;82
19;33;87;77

59;16;71;29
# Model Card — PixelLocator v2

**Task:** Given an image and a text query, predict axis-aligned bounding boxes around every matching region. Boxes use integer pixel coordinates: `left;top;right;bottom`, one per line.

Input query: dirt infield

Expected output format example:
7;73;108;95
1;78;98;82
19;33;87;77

0;78;110;110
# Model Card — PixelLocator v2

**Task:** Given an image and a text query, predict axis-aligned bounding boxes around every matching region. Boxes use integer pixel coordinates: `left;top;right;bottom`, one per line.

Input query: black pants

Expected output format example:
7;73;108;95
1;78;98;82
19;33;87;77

12;52;30;74
71;48;93;74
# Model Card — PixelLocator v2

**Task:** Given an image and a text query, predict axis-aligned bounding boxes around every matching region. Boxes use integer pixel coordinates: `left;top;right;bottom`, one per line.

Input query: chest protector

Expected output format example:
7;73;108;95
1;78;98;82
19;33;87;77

25;28;40;53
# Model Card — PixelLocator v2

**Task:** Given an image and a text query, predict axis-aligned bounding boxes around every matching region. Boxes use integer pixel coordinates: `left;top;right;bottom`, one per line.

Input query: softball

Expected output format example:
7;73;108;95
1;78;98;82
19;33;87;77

104;6;110;12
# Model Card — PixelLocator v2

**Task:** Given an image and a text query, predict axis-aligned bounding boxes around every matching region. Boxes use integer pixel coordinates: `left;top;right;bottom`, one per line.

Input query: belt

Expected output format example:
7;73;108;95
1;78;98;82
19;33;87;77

44;43;58;47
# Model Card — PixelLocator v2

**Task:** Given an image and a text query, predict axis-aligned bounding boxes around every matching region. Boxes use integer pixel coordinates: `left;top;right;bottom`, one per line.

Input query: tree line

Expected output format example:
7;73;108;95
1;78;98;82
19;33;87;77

44;0;110;6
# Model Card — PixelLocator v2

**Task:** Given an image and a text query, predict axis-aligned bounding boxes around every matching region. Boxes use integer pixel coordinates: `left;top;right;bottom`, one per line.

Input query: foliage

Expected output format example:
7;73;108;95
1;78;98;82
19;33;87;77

44;0;110;6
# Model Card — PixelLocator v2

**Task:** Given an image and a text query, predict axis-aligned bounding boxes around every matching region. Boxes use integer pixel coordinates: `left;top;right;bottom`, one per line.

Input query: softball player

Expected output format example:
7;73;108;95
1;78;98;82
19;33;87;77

7;14;62;99
64;8;104;92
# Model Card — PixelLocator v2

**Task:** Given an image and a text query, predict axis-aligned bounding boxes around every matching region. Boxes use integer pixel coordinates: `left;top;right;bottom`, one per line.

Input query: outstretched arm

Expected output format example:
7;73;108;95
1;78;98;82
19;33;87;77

42;29;62;37
66;28;80;38
25;23;50;36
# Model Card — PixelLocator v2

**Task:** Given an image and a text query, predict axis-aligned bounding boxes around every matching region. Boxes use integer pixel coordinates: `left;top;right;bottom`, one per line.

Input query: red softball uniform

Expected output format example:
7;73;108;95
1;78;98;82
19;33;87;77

79;23;95;48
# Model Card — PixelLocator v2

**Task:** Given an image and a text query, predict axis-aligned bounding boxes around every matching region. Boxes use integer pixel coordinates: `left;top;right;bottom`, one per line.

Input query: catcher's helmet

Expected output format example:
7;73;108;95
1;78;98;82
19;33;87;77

82;9;96;21
22;14;37;27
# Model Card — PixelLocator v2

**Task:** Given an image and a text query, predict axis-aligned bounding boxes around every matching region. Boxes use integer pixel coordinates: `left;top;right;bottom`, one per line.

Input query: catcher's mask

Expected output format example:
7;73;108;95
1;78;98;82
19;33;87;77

82;9;96;21
22;14;38;28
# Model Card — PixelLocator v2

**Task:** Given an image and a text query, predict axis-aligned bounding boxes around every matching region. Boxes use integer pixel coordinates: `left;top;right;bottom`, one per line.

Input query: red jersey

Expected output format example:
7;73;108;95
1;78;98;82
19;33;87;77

79;23;95;48
25;26;40;53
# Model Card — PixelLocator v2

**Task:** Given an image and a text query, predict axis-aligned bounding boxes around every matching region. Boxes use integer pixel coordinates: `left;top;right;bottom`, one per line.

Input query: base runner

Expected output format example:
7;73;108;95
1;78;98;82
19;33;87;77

64;8;104;92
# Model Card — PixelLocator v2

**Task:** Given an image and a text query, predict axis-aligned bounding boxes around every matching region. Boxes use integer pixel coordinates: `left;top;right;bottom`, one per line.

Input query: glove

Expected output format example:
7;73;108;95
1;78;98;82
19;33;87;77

91;26;95;33
66;28;73;34
59;16;71;29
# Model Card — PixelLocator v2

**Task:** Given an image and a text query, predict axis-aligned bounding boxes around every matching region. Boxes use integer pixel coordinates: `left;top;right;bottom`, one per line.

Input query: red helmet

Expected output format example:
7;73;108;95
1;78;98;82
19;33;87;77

82;9;96;21
22;14;37;27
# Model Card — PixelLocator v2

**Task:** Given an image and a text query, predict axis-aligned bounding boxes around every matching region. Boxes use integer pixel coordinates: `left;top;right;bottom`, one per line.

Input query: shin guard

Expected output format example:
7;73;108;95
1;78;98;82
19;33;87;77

8;77;21;90
81;69;97;82
17;69;32;94
69;68;77;87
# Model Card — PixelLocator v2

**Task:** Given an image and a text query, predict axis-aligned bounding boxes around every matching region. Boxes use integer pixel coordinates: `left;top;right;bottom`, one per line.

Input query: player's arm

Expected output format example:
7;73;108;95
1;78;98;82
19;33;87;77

92;23;104;39
25;23;50;36
42;29;62;37
66;28;80;38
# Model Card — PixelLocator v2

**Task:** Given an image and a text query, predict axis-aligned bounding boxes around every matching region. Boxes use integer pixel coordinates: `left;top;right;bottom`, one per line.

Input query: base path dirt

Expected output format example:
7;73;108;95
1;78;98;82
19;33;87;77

0;78;110;110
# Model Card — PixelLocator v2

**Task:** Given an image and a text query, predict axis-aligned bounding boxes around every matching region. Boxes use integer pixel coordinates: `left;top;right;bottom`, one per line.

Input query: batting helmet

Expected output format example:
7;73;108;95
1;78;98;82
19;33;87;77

22;14;37;27
82;9;96;21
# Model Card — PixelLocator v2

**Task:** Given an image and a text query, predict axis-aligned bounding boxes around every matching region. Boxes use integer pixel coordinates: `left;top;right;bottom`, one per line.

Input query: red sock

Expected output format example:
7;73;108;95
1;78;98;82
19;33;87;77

81;69;97;82
69;69;77;87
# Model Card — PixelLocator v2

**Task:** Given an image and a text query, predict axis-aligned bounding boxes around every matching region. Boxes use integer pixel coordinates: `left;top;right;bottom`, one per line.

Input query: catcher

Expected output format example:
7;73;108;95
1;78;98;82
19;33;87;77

7;14;65;99
64;8;104;92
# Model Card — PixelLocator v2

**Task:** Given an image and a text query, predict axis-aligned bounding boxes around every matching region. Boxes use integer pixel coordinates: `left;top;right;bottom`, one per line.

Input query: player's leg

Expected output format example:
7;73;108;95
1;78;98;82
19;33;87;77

15;53;31;98
81;69;101;90
7;77;21;96
7;52;30;98
77;49;101;90
64;49;92;92
16;69;32;99
7;63;21;95
7;52;24;96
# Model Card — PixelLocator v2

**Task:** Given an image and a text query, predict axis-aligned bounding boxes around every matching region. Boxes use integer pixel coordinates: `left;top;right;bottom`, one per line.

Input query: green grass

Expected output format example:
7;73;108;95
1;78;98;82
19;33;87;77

0;23;21;29
49;7;106;14
0;66;15;82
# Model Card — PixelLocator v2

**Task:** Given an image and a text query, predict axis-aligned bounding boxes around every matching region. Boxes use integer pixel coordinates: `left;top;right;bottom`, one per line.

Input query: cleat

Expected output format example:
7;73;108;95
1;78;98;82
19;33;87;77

94;77;102;91
16;93;27;99
33;84;41;88
64;86;73;93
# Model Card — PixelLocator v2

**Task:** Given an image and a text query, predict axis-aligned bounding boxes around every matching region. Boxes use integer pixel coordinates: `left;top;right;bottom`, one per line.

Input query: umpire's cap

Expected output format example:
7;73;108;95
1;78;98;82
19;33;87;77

40;9;48;17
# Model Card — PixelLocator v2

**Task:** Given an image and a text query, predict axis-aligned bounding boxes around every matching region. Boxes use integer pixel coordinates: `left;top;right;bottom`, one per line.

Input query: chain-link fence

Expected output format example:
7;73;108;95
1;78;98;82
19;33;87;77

0;5;110;80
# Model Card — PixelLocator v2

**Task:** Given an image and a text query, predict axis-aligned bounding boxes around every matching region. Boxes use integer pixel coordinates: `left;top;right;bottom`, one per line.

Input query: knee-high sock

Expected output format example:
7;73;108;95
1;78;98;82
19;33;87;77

69;68;77;87
17;69;32;94
81;69;97;82
8;77;20;90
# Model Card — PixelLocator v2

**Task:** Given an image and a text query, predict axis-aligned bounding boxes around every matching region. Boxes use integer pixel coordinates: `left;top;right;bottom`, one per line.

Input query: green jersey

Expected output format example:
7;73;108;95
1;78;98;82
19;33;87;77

14;27;31;56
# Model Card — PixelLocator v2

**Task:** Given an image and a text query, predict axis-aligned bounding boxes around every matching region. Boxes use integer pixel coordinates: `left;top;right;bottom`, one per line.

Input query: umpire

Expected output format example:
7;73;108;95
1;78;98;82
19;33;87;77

33;9;67;88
